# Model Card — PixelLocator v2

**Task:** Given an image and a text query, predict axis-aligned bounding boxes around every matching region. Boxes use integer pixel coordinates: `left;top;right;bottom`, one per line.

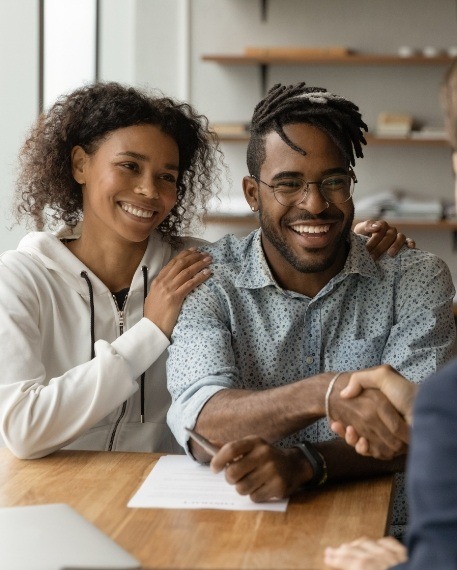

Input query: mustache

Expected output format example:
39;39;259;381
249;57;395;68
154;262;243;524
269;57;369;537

282;212;344;224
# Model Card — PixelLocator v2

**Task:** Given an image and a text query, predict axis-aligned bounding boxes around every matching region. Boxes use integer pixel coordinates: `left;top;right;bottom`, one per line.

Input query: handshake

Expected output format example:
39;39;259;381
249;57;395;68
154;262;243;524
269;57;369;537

327;364;418;459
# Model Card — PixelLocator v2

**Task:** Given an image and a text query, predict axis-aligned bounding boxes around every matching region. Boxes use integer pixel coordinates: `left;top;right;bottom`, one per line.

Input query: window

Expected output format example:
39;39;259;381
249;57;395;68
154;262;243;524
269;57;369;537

40;0;98;111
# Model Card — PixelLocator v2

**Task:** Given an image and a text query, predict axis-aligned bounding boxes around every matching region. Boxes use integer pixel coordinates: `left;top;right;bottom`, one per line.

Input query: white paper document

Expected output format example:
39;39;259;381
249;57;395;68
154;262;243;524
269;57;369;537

128;455;288;512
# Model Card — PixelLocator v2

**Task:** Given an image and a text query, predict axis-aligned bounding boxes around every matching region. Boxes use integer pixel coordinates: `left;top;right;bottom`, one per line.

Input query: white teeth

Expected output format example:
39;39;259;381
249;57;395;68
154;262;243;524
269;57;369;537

121;203;154;219
291;224;330;234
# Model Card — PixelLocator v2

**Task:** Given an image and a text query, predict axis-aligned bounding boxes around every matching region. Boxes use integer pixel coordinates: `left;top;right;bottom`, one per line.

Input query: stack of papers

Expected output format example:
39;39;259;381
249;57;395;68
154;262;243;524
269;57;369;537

410;126;447;139
128;455;288;512
355;190;444;221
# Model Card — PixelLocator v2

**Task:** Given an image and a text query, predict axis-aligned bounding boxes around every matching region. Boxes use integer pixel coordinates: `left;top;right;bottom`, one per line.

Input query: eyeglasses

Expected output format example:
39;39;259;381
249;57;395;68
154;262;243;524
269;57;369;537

250;172;357;207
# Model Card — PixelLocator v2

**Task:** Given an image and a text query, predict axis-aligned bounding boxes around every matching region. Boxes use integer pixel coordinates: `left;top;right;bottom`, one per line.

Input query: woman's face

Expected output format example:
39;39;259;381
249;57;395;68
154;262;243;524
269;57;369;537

71;124;179;245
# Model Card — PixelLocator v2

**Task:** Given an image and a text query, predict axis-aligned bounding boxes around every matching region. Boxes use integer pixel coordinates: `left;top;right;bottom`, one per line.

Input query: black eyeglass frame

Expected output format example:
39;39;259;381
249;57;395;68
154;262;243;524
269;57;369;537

250;170;357;207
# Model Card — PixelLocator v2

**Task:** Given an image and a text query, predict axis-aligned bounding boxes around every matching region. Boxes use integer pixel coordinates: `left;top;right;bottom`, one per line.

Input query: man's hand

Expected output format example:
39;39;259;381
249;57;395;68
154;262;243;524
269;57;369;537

328;373;409;460
324;536;407;570
331;365;417;457
354;219;415;260
210;435;312;502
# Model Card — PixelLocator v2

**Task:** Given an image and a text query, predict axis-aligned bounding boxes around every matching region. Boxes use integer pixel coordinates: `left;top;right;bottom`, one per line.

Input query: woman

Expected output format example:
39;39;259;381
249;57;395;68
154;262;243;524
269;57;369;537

0;82;221;458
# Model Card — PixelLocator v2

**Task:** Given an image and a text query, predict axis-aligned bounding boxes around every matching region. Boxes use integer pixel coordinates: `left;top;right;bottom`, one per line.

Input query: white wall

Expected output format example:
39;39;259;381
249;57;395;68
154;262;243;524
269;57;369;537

99;0;136;85
0;2;38;251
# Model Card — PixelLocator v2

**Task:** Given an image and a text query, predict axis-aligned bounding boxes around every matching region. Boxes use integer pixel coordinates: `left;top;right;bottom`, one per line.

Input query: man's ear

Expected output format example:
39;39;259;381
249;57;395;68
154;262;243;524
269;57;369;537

71;146;87;185
243;175;259;212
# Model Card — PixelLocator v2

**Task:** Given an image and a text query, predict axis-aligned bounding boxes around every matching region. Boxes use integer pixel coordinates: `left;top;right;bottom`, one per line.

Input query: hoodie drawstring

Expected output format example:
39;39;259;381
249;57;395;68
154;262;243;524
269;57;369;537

140;265;148;424
81;271;95;359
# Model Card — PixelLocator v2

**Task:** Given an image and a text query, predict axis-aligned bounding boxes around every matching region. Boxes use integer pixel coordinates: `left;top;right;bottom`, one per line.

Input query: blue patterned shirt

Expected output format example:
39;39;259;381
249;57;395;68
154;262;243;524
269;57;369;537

167;229;455;533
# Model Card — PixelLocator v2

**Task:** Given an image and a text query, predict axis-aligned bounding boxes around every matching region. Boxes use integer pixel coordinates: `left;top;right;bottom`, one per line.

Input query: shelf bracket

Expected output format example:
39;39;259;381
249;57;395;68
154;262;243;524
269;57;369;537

260;0;268;21
452;230;457;252
259;63;268;96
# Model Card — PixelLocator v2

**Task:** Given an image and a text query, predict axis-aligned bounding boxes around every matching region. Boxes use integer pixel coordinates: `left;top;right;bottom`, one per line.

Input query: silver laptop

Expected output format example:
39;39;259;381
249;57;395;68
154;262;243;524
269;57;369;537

0;503;140;570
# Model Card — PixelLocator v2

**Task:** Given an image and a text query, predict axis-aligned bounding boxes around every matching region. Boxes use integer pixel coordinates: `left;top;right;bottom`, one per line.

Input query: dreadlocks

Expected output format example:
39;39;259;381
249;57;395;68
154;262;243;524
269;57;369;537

247;82;368;177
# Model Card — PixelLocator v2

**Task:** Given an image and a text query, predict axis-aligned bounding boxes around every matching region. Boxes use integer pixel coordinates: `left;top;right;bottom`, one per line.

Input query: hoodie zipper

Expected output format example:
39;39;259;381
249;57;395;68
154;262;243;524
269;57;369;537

108;293;129;451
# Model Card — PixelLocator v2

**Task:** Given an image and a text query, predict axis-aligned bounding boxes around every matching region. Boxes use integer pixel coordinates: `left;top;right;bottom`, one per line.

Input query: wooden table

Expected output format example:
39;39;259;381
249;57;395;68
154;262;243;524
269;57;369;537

0;448;394;569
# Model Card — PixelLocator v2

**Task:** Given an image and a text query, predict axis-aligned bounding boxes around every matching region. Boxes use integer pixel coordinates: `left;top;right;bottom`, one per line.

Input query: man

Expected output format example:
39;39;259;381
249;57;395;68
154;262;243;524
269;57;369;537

166;82;455;536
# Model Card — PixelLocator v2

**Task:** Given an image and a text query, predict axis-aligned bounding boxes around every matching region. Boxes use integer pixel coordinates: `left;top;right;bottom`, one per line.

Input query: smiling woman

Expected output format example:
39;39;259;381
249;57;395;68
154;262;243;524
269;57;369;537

0;81;223;459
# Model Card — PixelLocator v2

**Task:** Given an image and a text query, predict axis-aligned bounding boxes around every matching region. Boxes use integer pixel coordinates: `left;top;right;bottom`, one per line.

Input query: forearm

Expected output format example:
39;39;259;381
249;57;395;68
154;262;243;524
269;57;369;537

192;372;334;461
1;319;163;459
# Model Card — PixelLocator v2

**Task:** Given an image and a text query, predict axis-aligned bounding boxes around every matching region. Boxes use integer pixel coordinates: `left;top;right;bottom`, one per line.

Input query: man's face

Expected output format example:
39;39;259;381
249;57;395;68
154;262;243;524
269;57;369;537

245;123;354;293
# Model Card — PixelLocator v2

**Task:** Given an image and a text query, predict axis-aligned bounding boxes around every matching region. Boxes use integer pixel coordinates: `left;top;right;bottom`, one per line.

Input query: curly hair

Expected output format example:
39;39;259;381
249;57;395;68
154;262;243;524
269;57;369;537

247;82;368;177
15;81;224;245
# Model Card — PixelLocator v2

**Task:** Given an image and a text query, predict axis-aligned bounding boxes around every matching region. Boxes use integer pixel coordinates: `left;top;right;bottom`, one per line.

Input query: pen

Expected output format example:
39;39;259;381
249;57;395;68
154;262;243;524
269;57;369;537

185;427;220;456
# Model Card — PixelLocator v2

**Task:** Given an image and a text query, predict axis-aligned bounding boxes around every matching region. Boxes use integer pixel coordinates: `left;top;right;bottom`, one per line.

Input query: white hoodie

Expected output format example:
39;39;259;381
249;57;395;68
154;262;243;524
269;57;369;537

0;229;201;458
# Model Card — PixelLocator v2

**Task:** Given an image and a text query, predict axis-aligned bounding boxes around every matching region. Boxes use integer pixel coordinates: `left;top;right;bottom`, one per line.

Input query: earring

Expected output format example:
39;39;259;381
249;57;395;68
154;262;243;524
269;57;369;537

251;205;258;212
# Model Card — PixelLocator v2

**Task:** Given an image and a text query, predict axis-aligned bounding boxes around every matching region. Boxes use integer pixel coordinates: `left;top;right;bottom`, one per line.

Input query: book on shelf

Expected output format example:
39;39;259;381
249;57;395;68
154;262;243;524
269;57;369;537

244;46;351;58
376;112;413;137
211;122;250;136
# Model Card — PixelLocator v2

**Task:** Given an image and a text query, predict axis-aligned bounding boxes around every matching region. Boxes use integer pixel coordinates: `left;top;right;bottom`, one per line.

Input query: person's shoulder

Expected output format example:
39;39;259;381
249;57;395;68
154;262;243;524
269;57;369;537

379;244;450;273
0;244;46;291
197;231;256;264
1;231;71;280
0;235;43;270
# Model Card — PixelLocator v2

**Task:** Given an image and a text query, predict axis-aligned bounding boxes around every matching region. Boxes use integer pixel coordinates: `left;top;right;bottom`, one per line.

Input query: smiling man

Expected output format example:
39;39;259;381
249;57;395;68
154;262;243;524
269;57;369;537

166;82;455;537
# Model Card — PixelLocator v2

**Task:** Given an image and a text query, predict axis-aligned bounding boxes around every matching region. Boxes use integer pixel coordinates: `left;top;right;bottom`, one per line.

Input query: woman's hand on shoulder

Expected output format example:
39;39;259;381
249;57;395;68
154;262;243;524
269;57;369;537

144;248;212;338
354;219;415;260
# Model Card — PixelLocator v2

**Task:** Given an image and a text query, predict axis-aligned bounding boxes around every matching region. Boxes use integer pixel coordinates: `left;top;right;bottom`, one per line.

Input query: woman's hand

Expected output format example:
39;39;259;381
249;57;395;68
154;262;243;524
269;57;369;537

144;248;212;338
354;219;415;260
324;536;407;570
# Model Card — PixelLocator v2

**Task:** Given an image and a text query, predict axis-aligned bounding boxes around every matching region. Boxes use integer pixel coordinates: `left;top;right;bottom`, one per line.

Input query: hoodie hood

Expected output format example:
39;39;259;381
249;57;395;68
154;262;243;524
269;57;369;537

16;227;175;298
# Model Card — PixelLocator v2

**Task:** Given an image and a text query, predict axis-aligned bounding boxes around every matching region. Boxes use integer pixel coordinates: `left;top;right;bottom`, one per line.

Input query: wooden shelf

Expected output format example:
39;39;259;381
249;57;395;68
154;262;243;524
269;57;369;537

205;213;258;225
202;52;452;94
213;130;448;146
202;53;454;66
354;219;457;230
365;134;448;147
205;215;457;231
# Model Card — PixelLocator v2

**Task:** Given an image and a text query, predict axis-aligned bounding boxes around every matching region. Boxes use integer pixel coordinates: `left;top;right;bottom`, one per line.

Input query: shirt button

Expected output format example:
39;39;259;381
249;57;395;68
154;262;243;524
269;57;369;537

306;356;314;364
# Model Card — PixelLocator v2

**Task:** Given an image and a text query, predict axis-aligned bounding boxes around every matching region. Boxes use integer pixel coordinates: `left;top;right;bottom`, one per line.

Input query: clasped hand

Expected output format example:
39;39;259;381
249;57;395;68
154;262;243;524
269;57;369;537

329;365;415;459
328;368;410;460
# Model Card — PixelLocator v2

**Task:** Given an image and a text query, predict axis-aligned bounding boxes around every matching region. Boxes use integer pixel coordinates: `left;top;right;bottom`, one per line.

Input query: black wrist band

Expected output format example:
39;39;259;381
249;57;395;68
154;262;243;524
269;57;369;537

294;441;328;487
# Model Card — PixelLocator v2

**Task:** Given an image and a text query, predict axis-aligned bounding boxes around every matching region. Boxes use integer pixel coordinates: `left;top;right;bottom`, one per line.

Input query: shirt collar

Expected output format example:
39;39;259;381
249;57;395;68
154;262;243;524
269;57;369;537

235;229;380;291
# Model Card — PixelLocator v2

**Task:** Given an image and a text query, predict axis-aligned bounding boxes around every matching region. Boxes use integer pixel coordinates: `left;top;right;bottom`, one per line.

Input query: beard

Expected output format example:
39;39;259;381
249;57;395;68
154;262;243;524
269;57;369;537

259;203;354;274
